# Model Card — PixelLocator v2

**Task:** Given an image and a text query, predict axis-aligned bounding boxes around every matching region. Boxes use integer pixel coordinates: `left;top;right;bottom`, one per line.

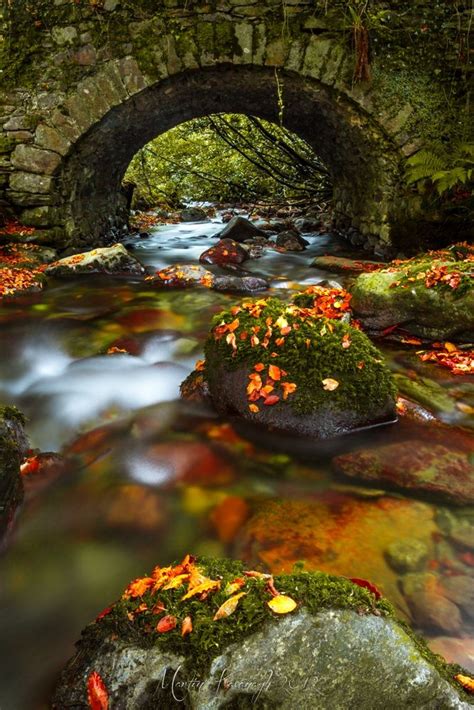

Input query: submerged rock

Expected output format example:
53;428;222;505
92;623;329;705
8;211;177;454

236;496;436;616
199;238;249;265
401;573;463;635
203;296;396;439
350;250;474;340
52;556;471;709
0;406;28;542
45;244;145;277
333;441;474;505
218;216;268;243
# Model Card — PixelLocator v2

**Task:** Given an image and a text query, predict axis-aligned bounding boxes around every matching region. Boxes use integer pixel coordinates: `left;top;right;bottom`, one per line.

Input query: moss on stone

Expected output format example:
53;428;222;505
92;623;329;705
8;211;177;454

87;556;393;674
204;296;396;418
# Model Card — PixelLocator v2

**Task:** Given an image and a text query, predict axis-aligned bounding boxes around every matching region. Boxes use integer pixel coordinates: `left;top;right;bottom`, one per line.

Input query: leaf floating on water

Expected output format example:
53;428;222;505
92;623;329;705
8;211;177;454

454;673;474;694
156;615;177;633
181;579;221;601
87;671;109;710
322;378;339;391
214;592;247;620
349;577;382;600
267;595;297;614
181;616;193;637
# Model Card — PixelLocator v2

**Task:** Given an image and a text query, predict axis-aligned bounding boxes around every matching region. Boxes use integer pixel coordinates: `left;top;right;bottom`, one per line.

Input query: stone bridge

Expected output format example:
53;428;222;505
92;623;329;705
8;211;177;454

0;1;467;255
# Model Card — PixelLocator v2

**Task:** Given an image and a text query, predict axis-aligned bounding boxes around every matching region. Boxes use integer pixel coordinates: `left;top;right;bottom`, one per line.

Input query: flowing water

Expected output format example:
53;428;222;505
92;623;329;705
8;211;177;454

0;216;473;708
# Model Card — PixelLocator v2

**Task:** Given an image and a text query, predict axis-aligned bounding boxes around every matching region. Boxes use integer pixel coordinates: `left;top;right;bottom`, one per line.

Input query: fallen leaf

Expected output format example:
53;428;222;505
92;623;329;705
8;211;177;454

181;616;193;637
349;577;382;600
454;674;474;694
122;577;155;599
263;394;280;406
267;595;297;614
225;578;246;596
181;579;221;601
162;574;189;591
268;364;281;381
156;615;177;633
322;378;339;391
249;403;259;413
213;592;247;620
87;671;109;710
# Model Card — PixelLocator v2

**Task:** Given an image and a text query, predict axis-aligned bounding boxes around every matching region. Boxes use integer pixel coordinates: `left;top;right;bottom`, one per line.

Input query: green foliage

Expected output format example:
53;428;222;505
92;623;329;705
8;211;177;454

125;114;331;209
406;144;474;196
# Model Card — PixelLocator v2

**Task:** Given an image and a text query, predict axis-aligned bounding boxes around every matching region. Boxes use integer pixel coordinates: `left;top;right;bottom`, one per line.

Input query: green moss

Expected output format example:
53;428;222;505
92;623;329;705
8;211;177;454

86;556;393;675
204;297;396;417
0;405;27;426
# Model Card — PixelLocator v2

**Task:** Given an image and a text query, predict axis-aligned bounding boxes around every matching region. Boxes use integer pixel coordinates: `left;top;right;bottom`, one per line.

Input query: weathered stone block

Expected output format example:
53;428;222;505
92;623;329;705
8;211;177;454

35;125;70;156
20;205;58;227
11;145;61;175
9;171;53;194
7;191;54;207
303;36;332;78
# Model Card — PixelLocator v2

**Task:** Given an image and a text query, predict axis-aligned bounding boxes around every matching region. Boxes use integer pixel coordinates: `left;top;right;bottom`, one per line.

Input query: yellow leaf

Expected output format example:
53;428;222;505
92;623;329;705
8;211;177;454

454;673;474;694
322;378;339;391
444;341;457;353
162;574;190;591
213;592;247;620
181;579;221;601
267;594;297;614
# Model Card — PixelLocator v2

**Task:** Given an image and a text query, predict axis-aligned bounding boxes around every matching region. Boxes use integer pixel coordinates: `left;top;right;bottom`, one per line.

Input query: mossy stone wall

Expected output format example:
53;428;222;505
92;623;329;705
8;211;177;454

0;1;469;254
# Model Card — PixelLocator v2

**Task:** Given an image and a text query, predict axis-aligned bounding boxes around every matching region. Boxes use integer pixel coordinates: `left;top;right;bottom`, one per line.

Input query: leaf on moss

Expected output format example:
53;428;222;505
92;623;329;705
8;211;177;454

181;579;221;601
267;595;297;614
214;592;247;620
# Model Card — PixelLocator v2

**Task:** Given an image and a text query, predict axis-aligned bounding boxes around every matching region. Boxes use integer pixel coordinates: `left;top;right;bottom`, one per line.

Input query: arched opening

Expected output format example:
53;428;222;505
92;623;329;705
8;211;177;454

59;65;400;251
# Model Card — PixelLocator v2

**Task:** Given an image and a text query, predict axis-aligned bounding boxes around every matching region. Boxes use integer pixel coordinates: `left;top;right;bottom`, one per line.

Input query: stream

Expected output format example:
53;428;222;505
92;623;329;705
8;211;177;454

0;215;473;708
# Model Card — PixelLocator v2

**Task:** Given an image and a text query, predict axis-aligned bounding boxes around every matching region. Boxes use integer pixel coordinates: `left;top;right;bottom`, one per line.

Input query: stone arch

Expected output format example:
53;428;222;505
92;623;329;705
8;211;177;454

3;12;417;254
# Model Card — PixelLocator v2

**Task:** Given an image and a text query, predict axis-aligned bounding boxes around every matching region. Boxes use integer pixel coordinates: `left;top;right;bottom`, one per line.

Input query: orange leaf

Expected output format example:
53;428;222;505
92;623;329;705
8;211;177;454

87;671;109;710
254;363;265;372
342;334;351;349
181;579;221;600
267;595;297;614
181;616;193;637
225;577;246;596
156;615;177;633
122;577;155;599
322;378;339;391
195;359;205;372
454;674;474;694
268;364;281;381
249;404;259;413
214;592;247;620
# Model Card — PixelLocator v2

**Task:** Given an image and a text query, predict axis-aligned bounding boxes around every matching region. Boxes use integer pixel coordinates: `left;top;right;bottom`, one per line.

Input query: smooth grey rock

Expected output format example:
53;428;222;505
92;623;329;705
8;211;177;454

179;207;209;222
211;274;269;293
53;610;471;709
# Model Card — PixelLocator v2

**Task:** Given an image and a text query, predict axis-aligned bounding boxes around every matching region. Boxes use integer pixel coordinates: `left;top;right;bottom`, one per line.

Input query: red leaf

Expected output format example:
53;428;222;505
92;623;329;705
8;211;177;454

156;615;177;633
87;671;109;710
263;395;280;406
349;577;382;600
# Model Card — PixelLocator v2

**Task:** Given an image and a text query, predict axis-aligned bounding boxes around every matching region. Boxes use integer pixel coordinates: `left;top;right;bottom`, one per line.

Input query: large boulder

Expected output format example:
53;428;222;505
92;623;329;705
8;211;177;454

52;556;472;709
350;249;474;340
202;296;396;440
0;406;28;542
218;216;268;243
333;441;474;505
45;244;146;277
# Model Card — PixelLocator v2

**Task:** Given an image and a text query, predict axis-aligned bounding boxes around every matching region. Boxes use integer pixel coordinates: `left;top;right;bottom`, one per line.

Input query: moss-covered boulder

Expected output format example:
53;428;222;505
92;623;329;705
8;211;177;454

44;244;145;277
52;556;473;708
351;249;474;340
0;406;28;541
202;294;396;440
333;441;474;505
